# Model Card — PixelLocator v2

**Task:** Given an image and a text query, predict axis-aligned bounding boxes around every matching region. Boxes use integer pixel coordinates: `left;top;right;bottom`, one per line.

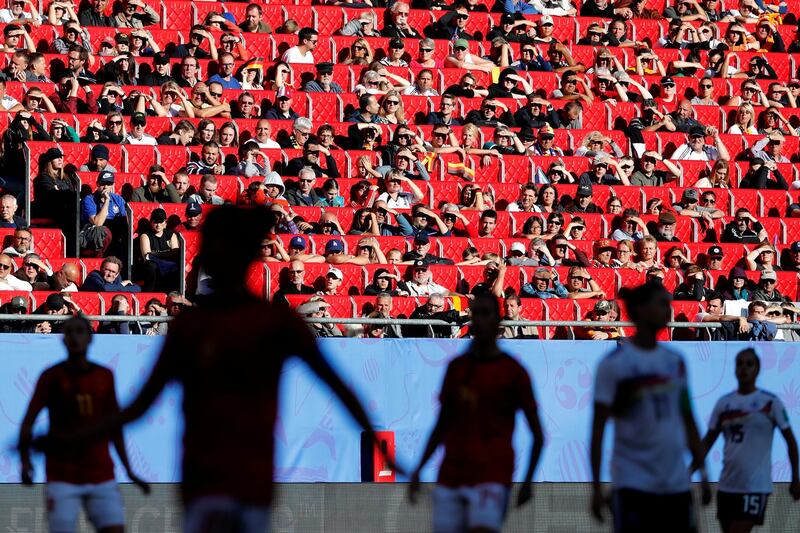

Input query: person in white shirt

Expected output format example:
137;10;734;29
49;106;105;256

281;27;317;64
0;253;32;290
376;169;424;210
398;260;454;297
507;184;538;212
670;125;730;162
253;119;281;149
0;0;39;25
123;112;157;145
693;348;799;533
591;282;710;532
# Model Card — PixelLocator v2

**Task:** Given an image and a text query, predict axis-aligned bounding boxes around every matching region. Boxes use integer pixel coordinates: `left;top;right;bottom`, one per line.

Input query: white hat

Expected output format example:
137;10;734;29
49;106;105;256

510;242;526;254
327;267;344;281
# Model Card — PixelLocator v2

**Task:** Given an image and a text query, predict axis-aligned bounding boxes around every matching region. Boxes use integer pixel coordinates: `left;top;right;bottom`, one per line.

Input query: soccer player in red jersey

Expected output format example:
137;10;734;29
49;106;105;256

18;315;150;533
62;205;389;533
408;293;545;533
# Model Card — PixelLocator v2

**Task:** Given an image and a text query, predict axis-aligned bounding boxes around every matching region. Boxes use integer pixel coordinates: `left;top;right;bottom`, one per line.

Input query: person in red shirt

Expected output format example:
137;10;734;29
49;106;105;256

409;293;545;533
18;315;150;533
59;205;389;533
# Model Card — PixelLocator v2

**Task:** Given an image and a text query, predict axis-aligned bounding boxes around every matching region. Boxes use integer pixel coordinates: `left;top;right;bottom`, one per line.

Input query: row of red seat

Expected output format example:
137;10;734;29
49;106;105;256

0;289;166;315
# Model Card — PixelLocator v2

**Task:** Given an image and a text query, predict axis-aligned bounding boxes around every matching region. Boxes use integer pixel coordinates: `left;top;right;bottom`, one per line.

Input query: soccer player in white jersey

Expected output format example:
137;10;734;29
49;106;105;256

590;282;710;533
693;348;800;532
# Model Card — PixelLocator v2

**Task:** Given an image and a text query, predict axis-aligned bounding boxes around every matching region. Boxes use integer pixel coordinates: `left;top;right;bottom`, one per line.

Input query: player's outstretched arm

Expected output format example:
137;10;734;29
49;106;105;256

680;388;711;506
780;427;800;500
590;403;611;522
517;391;545;507
408;410;449;505
18;378;48;485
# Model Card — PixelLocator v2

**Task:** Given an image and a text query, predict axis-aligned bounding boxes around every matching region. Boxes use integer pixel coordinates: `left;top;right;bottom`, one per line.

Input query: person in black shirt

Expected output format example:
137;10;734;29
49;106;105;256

272;260;316;305
443;72;489;100
78;0;116;27
487;68;531;99
721;209;769;244
281;136;340;179
381;2;421;38
740;158;789;190
426;5;475;41
402;233;454;265
403;294;468;338
173;26;216;59
141;53;173;87
463;98;515;128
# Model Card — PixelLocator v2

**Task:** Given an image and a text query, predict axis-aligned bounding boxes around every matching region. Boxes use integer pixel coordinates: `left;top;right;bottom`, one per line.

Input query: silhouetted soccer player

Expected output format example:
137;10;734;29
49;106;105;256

59;205;388;533
18;315;150;533
590;282;710;533
692;348;800;533
409;293;545;533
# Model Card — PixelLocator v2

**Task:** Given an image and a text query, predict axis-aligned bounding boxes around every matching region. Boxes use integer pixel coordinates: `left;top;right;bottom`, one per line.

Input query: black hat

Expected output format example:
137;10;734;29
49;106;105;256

689;125;706;138
660;76;676;86
153;52;170;65
91;144;110;160
45;293;66;311
519;128;536;142
576;183;593;197
389;37;404;49
186;201;202;217
413;259;429;269
97;170;115;185
115;33;130;44
150;207;167;223
131;112;147;126
43;147;63;164
708;245;724;257
414;232;430;244
500;13;515;24
316;62;334;74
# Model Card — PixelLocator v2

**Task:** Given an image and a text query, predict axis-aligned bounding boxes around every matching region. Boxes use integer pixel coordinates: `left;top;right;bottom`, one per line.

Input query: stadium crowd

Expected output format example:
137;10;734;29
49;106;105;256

1;0;800;339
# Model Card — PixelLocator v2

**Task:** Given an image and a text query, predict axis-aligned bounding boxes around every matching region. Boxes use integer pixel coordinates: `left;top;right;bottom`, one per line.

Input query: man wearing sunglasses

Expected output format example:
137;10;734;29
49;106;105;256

283;135;340;179
630;150;681;186
428;4;474;41
0;253;31;290
691;77;718;106
78;0;115;27
752;271;789;304
174;25;217;60
302;62;343;94
282;27;317;64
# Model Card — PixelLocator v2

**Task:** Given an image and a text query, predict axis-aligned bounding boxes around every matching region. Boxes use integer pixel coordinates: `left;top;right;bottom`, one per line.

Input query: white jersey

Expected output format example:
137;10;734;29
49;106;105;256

708;389;790;494
594;342;691;494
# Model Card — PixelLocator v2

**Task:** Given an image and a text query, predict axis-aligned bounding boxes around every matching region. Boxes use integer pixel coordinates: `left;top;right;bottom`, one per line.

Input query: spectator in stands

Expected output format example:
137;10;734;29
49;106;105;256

404;293;468;338
0;194;23;228
141;53;173;87
25;53;50;83
750;270;787;303
670;125;729;161
635;235;659;269
296;297;343;338
569;182;604;214
303;62;343;93
52;21;89;54
52;74;97;114
78;0;115;26
740;157;789;190
507;238;550;267
609;208;648;241
575;300;623;340
316;266;344;296
463;97;514;128
499;294;539;339
188;175;224;205
168;171;190;202
746;242;779;272
428;5;474;41
158;120;196;146
81;256;140;292
591;239;616;268
206;52;241;90
284;136;340;179
2;227;33;257
629;151;681;186
137;207;179;291
397;260;454;297
749;131;791;163
30;293;82;334
694;292;748;340
364;269;403;297
286;168;321;207
175;26;217;60
78;144;116;173
176;202;203;233
520;267;568;298
673;188;725;221
782;242;800;271
721;266;751;300
238;3;271;33
549;233;591;267
722;208;768;244
0;0;39;25
187;142;224;175
97;294;140;335
381;2;420;38
339;12;380;38
263;91;297;120
0;295;29;332
565;266;605;299
122;112;156;145
0;23;34;53
0;252;30;290
673;264;712;301
11;253;49;290
272;260;316;305
324;239;369;266
507;184;539;213
282;27;317;64
79;171;127;256
647;211;680;242
115;0;158;28
402;232;454;265
188;82;232;118
663;247;688;272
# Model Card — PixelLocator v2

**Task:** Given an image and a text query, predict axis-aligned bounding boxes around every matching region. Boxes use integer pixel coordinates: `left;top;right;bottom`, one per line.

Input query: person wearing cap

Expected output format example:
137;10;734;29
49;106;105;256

568;180;604;213
702;245;724;271
722;208;768;244
746;241;780;272
670;124;729;162
445;38;496;74
137;207;180;291
673;264;713;301
673;188;725;221
591;239;616;268
575;300;623;340
323;238;370;266
381;2;422;38
398;259;460;298
427;4;474;41
520;266;568;299
630;150;681;187
486;13;532;43
142;53;174;87
80;170;127;243
0;294;30;332
402;232;455;265
313;266;344;297
781;241;800;271
648;209;679;242
123;112;157;146
751;270;788;303
263;90;298;120
302;62;343;94
721;266;752;300
176;202;204;234
749;131;791;163
29;292;82;334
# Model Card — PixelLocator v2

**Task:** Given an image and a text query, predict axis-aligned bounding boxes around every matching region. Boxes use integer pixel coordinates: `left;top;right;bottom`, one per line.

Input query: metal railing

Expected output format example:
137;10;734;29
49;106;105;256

2;314;800;329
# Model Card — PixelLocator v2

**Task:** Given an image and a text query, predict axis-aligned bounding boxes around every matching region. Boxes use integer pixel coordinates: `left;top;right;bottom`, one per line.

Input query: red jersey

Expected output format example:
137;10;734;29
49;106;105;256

33;362;117;484
156;294;317;506
437;352;536;487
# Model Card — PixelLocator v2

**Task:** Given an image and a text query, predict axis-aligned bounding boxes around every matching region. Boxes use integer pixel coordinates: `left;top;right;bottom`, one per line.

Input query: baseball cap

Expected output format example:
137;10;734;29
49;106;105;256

131;112;147;126
9;296;26;310
153;52;170;65
682;188;699;202
413;259;429;269
316;62;334;74
730;266;748;279
414;232;430;244
500;13;515;24
576;183;593;197
91;144;110;160
594;300;612;313
689;125;706;138
150;208;167;223
660;76;676;87
539;14;554;25
327;267;344;280
592;155;607;167
97;170;115;185
659;211;677;224
389;37;404;49
519;128;536;142
277;89;293;100
539;124;555;138
594;239;615;251
768;130;785;143
115;33;130;44
454;38;469;49
45;293;66;311
510;242;526;254
791;241;800;253
289;236;306;250
760;270;777;281
185;202;202;217
708;245;724;257
325;239;344;254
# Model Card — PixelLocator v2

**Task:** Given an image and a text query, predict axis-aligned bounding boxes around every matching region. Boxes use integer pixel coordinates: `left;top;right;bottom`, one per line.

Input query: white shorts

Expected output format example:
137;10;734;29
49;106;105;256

183;495;271;533
46;480;124;533
432;482;509;533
